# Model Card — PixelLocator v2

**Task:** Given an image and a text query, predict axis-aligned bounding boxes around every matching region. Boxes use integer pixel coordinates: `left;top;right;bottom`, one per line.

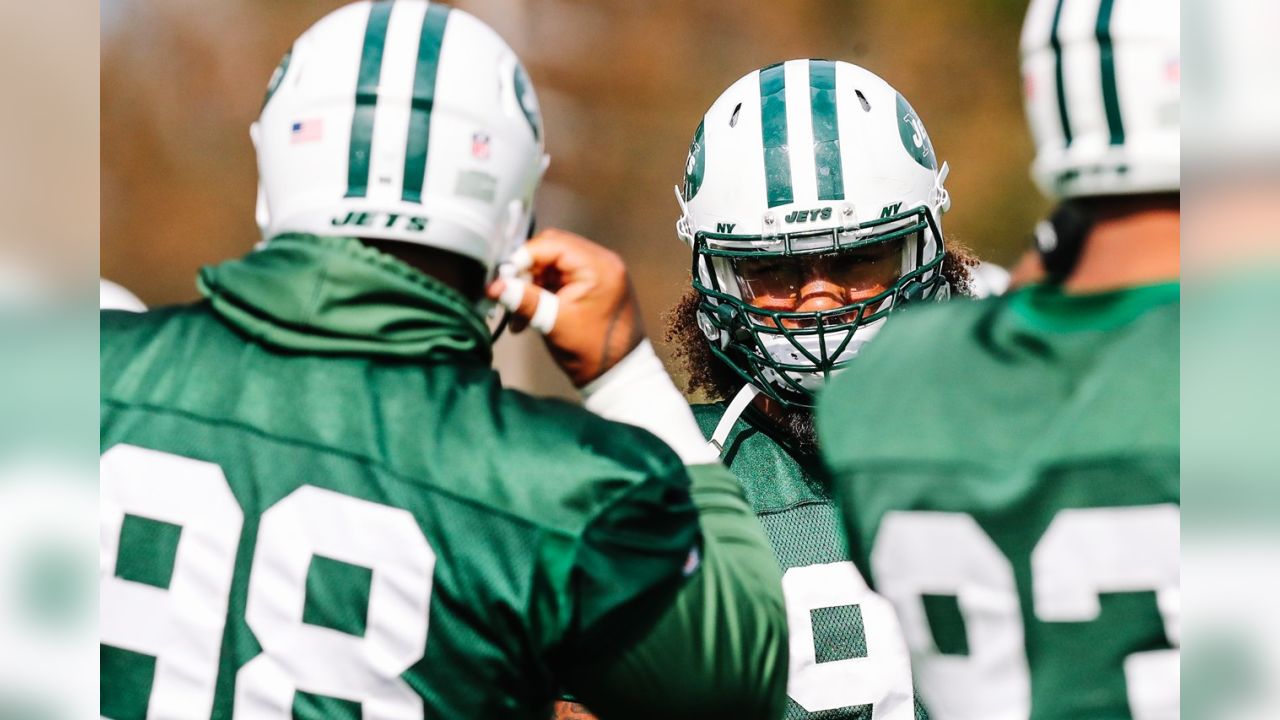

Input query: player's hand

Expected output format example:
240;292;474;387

487;228;645;387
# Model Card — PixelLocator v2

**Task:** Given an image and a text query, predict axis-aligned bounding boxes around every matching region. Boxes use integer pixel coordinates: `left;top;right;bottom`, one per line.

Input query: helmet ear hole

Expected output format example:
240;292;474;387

731;325;756;348
729;103;742;128
1036;201;1093;281
854;89;871;112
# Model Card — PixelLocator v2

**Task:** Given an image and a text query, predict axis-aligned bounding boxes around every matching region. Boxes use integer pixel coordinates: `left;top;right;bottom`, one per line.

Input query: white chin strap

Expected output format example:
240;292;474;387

708;383;762;456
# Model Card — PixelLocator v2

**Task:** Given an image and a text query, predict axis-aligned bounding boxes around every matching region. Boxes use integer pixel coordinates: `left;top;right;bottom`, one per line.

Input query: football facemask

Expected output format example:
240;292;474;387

691;206;946;407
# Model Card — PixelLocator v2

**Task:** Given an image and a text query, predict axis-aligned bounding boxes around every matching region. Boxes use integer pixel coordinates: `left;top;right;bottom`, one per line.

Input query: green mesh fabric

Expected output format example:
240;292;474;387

302;555;372;637
759;503;848;569
692;404;928;720
812;604;867;664
114;515;182;589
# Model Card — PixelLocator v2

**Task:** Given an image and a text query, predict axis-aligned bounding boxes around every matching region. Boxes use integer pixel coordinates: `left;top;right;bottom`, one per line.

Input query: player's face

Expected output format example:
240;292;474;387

732;237;906;328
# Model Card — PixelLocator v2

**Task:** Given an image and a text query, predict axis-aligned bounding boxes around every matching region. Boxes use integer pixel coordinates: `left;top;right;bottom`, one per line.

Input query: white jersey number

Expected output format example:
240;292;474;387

100;445;436;719
872;506;1180;720
782;561;916;718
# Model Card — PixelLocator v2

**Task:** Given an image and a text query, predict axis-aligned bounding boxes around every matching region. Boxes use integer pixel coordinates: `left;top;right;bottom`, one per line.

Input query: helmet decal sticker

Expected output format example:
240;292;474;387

346;0;395;199
290;118;324;144
808;59;845;202
684;119;706;202
896;93;937;170
455;170;498;203
783;207;833;224
402;2;453;203
261;47;293;112
513;63;542;143
471;131;491;160
759;62;794;208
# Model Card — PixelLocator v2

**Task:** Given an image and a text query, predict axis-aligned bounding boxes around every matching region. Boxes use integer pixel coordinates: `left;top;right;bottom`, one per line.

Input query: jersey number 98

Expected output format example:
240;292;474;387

100;444;437;719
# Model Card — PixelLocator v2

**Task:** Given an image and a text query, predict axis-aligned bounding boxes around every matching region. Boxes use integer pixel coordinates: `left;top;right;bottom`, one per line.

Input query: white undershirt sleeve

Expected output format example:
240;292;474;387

579;340;719;466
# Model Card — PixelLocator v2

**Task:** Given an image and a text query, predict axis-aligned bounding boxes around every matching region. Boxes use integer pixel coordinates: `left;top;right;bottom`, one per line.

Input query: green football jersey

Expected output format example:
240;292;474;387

99;237;706;719
693;404;922;720
818;282;1180;720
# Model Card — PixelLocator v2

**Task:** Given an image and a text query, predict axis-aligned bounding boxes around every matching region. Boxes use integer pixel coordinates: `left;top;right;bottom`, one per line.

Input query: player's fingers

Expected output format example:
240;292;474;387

490;278;559;335
520;229;599;278
528;290;559;334
506;245;534;274
486;278;531;334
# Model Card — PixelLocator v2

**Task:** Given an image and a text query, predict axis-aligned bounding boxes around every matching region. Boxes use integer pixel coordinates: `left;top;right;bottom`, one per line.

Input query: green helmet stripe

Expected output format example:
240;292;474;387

1049;0;1074;147
808;59;845;202
1095;0;1126;146
345;0;395;199
402;2;452;203
759;62;793;208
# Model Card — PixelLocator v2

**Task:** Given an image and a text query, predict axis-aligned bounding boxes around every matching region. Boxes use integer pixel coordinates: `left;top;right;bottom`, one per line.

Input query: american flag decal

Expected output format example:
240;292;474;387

291;119;324;144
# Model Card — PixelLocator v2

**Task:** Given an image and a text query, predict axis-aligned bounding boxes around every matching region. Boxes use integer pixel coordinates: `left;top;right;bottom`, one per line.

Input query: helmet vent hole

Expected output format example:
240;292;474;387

729;103;742;128
855;90;871;112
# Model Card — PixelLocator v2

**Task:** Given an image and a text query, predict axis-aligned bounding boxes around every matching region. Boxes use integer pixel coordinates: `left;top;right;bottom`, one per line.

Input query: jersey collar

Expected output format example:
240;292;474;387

197;233;491;362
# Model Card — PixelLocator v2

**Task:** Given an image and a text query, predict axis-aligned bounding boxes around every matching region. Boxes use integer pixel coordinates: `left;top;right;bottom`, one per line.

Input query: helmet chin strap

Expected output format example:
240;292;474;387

935;161;952;214
488;208;541;343
673;185;695;246
708;383;762;456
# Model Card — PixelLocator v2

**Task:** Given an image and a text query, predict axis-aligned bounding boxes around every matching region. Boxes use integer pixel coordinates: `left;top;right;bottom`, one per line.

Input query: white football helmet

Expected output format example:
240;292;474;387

253;0;548;275
1183;0;1280;167
1021;0;1180;199
676;60;951;407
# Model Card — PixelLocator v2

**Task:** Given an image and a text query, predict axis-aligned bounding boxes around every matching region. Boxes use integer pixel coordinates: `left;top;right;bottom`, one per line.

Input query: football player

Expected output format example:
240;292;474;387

817;0;1179;718
668;60;973;720
100;2;787;718
552;60;975;720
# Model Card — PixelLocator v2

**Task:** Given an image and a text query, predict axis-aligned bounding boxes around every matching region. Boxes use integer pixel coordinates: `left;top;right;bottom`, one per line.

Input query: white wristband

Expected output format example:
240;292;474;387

581;340;720;466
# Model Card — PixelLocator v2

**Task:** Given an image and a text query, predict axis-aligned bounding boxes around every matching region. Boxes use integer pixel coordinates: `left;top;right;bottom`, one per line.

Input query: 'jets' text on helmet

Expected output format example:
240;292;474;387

676;59;951;407
252;0;548;275
1021;0;1179;199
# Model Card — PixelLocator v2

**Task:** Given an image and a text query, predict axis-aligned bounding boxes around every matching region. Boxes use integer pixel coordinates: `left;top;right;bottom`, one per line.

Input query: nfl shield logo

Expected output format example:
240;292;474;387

471;132;491;160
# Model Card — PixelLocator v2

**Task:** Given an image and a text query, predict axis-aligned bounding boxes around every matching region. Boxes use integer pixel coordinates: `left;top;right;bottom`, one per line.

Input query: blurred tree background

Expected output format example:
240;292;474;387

102;0;1044;396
